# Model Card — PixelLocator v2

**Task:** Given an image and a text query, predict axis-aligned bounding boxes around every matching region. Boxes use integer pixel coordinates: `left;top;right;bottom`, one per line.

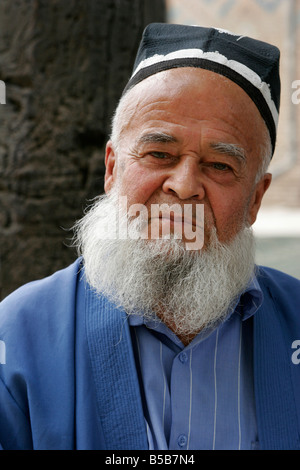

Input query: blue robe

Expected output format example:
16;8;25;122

0;259;300;450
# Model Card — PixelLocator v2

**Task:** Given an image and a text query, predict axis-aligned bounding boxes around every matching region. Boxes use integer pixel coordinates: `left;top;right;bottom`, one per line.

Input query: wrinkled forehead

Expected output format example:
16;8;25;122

118;67;268;148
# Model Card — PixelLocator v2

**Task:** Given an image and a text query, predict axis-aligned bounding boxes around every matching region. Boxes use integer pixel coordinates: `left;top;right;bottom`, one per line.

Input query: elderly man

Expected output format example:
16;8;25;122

0;23;300;451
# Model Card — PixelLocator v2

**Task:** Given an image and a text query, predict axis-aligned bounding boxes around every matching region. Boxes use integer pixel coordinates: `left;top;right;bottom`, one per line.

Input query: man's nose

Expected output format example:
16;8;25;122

162;157;205;200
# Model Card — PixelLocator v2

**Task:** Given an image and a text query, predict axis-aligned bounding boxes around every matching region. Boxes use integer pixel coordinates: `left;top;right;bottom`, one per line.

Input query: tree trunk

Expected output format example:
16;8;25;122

0;0;166;299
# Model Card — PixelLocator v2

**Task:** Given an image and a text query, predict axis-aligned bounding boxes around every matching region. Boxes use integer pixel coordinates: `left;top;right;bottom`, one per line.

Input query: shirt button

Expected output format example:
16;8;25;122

178;434;187;447
178;352;188;363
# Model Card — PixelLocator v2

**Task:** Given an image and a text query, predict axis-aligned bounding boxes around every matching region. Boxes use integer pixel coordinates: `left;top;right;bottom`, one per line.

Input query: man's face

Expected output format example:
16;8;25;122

105;68;271;246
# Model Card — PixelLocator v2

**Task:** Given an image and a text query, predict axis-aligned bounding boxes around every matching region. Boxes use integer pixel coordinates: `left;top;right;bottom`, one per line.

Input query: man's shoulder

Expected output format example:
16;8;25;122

0;259;83;448
256;265;300;321
257;265;300;291
0;258;83;380
0;258;82;333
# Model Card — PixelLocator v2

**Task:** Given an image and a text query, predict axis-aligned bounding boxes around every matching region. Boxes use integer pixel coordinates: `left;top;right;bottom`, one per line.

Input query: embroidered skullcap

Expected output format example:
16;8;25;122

124;23;281;156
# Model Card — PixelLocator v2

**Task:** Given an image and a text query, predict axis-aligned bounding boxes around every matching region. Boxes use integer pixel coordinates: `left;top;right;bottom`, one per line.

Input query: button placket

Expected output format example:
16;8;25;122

168;349;192;449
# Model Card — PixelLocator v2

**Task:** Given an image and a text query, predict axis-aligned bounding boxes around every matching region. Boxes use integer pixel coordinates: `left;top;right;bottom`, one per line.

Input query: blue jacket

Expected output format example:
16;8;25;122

0;258;300;450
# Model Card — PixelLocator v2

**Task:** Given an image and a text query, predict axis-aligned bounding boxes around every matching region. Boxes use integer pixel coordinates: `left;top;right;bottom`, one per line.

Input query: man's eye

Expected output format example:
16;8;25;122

149;152;168;159
212;162;231;171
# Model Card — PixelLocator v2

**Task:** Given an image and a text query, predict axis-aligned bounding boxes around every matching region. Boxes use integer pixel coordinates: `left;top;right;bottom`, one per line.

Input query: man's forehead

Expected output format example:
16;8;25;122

124;66;258;115
124;70;265;146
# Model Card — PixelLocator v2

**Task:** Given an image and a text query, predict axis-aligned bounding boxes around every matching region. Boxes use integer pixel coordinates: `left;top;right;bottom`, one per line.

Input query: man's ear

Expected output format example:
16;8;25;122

104;140;116;193
248;172;272;226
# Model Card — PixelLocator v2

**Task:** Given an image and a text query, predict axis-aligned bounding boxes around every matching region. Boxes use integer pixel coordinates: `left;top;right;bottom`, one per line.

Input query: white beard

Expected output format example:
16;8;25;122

73;188;256;338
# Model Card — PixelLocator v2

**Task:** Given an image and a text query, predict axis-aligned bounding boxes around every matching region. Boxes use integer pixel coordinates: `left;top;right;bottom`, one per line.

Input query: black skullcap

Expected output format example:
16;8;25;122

124;23;281;156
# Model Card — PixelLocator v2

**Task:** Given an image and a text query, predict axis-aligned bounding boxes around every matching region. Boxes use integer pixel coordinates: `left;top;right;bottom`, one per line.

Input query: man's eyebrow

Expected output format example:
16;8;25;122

136;132;178;145
210;142;246;162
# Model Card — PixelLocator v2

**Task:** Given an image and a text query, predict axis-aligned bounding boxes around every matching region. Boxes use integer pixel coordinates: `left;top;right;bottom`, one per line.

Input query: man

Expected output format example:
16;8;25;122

0;23;300;450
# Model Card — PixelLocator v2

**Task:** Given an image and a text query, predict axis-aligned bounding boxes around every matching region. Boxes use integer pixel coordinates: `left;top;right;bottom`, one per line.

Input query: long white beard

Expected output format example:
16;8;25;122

73;189;256;337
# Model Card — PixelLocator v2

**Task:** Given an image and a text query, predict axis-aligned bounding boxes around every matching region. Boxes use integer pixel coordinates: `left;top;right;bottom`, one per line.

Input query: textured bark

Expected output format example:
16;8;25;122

0;0;166;299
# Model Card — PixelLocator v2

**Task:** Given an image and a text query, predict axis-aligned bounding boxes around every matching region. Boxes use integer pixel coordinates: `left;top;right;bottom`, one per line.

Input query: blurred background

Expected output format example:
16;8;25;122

0;0;299;299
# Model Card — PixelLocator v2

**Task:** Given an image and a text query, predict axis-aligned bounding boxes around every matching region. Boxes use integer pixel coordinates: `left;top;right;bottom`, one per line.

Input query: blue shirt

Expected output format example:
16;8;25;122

129;277;263;450
1;260;300;449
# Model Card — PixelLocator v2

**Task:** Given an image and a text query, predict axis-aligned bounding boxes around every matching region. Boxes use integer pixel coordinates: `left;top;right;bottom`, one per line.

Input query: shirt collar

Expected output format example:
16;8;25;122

238;271;263;321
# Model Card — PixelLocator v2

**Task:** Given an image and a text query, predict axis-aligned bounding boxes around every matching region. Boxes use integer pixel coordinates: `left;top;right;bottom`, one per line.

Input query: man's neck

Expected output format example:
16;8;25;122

156;311;199;346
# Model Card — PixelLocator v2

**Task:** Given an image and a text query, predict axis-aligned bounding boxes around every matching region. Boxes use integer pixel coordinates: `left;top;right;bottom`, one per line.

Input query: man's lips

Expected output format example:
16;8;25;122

153;213;202;229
